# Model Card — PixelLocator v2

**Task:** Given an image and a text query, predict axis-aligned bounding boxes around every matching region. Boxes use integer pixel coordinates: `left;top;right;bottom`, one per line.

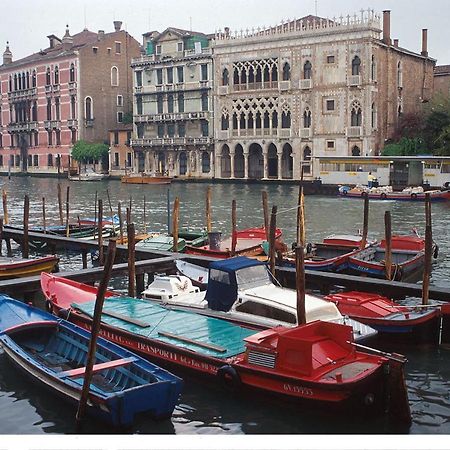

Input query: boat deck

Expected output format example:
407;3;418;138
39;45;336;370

72;296;255;359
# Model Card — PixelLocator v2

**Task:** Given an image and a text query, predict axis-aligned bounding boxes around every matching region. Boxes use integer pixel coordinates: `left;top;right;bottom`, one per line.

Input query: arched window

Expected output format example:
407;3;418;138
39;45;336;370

303;146;311;161
32;70;36;88
111;66;119;86
248;66;255;84
303;108;311;128
70;63;75;82
282;62;290;81
21;72;25;90
303;60;312;79
13;73;17;91
233;68;239;85
221;114;229;130
397;61;403;87
85;96;93;120
271;64;278;82
272;111;278;128
48;154;53;167
168;94;174;113
350;101;362;126
46;67;51;86
32;101;37;121
248;111;254;129
17;73;21;90
371;55;376;81
232;112;238;129
352;56;361;76
54;66;59;85
71;96;76;119
398;104;402;117
371;103;377;129
202;152;210;173
263;111;270;129
281;111;291;128
222;68;229;86
239;112;246;129
26;72;30;89
9;75;12;92
352;146;361;156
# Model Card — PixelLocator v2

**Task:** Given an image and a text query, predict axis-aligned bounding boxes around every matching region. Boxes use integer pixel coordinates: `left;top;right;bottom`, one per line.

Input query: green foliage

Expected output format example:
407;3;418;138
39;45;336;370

71;140;109;163
382;137;425;156
122;112;133;124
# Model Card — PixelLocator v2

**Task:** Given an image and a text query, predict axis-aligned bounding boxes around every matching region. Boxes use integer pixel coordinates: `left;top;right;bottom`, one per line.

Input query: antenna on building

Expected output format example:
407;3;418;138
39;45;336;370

315;0;318;16
83;4;87;30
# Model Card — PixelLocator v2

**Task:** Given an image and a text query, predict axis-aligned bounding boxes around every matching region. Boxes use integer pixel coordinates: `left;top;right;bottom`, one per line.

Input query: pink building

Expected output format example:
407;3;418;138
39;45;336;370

0;22;140;175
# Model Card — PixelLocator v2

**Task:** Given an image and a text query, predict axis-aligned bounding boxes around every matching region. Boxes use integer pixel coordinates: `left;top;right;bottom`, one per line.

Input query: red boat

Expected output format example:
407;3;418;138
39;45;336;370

325;291;441;343
185;226;282;259
40;273;410;420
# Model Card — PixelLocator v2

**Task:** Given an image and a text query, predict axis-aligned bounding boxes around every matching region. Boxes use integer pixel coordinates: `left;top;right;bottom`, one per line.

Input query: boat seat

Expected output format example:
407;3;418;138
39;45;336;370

58;356;138;378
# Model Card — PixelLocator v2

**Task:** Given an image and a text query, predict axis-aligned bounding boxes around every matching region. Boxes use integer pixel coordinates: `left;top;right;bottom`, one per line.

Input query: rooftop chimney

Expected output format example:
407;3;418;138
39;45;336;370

98;30;105;40
62;25;73;50
383;10;391;45
3;41;13;65
421;29;428;57
393;39;399;47
113;21;122;32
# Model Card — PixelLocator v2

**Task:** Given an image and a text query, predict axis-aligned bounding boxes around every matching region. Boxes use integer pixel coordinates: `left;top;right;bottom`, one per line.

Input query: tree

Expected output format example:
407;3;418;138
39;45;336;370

71;140;109;171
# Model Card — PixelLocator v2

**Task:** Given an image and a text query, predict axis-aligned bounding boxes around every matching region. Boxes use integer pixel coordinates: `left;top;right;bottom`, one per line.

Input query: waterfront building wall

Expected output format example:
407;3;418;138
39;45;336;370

108;125;133;176
434;65;450;97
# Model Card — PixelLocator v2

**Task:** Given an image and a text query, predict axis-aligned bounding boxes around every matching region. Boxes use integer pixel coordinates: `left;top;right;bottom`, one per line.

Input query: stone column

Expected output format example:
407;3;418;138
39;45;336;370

230;148;235;178
144;150;150;173
244;143;249;179
263;142;269;179
277;150;282;180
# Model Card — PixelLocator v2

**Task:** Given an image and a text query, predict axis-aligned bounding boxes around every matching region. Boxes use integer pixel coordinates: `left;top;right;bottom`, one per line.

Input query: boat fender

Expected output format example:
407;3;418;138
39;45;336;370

411;193;418;199
433;244;439;259
217;365;241;392
58;308;71;320
381;193;387;199
45;300;53;314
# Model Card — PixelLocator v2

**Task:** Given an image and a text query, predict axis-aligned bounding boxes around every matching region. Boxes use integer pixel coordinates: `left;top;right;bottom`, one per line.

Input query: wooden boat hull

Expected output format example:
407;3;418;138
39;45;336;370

0;255;59;279
121;175;172;185
339;189;450;201
0;296;183;427
41;274;409;420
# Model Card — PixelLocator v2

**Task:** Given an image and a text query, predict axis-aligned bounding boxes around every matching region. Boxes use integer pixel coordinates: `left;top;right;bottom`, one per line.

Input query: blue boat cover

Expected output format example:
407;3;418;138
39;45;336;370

206;257;264;312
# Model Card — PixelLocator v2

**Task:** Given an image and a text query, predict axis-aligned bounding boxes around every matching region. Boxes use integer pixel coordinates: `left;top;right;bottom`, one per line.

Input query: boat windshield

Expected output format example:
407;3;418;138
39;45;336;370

236;265;272;290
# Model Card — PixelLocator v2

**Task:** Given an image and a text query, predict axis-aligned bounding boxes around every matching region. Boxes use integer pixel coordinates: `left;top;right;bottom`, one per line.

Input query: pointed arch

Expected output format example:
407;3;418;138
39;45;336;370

111;66;119;86
222;68;229;86
352;56;361;76
303;60;312;79
350;101;362;126
282;62;290;81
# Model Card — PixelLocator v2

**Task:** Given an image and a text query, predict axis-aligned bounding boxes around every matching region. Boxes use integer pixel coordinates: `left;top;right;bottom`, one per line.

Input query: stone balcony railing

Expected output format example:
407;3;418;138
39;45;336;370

299;79;312;90
44;120;61;129
131;136;212;147
300;128;312;138
7;87;37;101
68;81;77;91
348;75;361;86
134;111;209;123
67;119;78;128
346;126;362;137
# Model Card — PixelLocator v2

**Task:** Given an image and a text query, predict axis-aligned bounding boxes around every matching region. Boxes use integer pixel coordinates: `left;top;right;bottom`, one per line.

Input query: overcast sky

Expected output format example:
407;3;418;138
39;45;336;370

1;0;449;65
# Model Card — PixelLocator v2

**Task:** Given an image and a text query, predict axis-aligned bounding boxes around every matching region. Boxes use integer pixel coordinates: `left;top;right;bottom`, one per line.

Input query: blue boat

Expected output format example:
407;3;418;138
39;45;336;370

0;294;183;427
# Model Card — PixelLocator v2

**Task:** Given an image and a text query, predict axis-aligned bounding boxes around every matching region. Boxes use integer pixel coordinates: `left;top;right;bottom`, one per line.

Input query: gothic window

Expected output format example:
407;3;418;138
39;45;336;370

255;66;262;83
21;72;25;90
239;113;246;129
281;111;291;128
371;55;376;81
85;96;93;120
352;145;361;156
271;64;278;82
13;74;17;90
47;98;52;120
303;61;312;79
202;152;210;173
255;111;262;129
350;101;362;126
263;111;270;128
46;67;51;86
248;66;255;84
282;62;290;81
70;63;75;82
352;56;361;76
71;96;76;119
26;71;30;89
233;68;240;85
263;65;270;83
222;68;229;86
55;97;60;120
303;146;311;161
240;68;246;84
272;111;278;128
54;66;59;85
32;70;37;87
248;111;254;129
221;114;229;130
9;75;12;92
303;108;311;128
111;66;119;86
232;113;238;129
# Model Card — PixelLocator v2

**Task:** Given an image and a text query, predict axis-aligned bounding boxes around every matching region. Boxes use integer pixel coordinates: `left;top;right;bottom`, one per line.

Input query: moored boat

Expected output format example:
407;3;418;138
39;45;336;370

121;174;172;185
0;255;59;279
136;235;186;252
40;274;409;420
339;185;450;201
69;172;110;182
0;295;183;427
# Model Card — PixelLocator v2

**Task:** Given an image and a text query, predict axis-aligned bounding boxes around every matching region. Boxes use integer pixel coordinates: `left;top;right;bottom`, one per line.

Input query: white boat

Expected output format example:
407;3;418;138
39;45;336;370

142;257;376;342
69;169;110;181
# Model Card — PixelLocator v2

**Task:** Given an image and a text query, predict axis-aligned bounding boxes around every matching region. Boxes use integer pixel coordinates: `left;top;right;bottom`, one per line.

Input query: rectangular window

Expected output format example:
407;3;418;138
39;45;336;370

47;99;52;120
201;120;209;137
157;124;165;137
92;47;98;54
47;130;53;146
327;55;335;64
137;125;144;138
117;111;123;123
55;98;60;120
0;155;3;166
177;66;184;83
15;155;20;167
28;155;32;167
178;93;184;113
33;154;39;166
167;123;175;137
168;95;174;113
326;140;335;150
201;64;208;81
136;71;143;87
156;44;162;55
127;152;132;167
56;130;61;145
167;67;173;84
34;132;39;147
201;93;208;111
326;100;335;111
126;131;132;145
115;42;121;54
178;122;185;137
157;94;163;114
156;69;163;85
71;129;77;144
117;95;123;107
114;131;119;145
0;134;2;148
177;42;183;52
114;152;119;167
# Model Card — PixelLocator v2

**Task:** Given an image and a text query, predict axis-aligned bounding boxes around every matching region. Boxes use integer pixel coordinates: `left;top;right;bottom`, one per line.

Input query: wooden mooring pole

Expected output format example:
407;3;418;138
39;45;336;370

360;193;369;249
231;199;237;256
384;211;392;281
23;195;30;259
75;239;116;429
97;199;104;266
57;183;63;226
118;202;124;244
143;195;147;234
206;186;212;233
0;218;3;256
2;190;8;225
42;197;47;233
422;193;432;306
172;197;180;252
269;205;277;276
65;186;70;237
262;191;269;240
127;222;136;297
106;189;115;236
296;186;307;325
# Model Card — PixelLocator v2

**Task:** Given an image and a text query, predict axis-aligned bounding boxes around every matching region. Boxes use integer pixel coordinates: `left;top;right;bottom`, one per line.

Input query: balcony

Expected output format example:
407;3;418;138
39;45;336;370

232;81;278;92
28;121;39;131
44;120;61;130
85;118;95;127
300;128;312;139
134;111;208;123
349;75;361;86
346;126;362;137
199;80;210;89
299;79;312;90
68;81;77;91
279;80;291;91
67;119;78;128
131;136;212;147
218;85;229;96
7;87;37;101
7;122;29;132
279;128;292;138
45;85;53;94
218;130;230;140
52;84;60;93
184;47;212;57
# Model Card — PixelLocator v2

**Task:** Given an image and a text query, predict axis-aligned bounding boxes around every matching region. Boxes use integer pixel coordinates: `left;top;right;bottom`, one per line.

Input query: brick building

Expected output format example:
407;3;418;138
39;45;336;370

108;124;133;177
0;21;140;175
213;9;435;181
434;65;450;97
130;28;214;178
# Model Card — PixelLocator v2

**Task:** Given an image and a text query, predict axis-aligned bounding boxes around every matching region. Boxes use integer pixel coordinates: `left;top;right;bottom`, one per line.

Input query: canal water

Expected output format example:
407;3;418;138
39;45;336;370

0;176;449;435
